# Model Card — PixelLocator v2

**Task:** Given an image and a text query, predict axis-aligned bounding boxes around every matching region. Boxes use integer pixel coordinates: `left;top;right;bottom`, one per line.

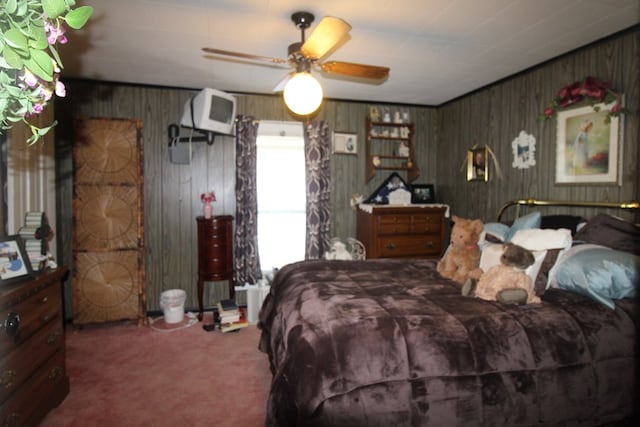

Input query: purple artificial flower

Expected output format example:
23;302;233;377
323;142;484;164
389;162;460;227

55;80;66;97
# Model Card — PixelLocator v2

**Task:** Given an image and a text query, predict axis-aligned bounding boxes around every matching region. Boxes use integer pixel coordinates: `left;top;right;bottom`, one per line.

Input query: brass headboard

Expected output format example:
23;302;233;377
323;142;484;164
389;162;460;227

497;198;640;222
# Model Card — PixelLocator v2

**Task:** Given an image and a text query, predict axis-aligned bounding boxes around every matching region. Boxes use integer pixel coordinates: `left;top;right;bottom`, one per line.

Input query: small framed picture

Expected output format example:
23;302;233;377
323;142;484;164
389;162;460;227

0;235;33;285
332;132;357;155
411;184;436;204
467;146;488;182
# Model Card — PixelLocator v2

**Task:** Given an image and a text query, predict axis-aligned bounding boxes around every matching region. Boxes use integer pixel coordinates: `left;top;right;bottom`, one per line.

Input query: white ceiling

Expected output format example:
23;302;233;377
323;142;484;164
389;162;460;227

61;0;640;106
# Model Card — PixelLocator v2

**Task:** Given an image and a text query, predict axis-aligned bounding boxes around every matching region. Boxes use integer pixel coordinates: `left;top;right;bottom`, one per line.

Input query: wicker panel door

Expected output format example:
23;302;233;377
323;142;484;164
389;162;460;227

72;118;145;325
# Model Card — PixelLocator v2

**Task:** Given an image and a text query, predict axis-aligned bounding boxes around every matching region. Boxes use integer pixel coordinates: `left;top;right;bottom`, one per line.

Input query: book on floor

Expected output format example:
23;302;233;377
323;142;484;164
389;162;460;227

218;299;238;313
220;307;248;333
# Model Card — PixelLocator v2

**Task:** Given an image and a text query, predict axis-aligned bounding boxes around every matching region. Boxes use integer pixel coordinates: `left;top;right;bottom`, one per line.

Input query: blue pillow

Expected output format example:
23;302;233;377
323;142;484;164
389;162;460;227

551;245;639;309
483;222;510;242
483;211;541;242
505;211;541;242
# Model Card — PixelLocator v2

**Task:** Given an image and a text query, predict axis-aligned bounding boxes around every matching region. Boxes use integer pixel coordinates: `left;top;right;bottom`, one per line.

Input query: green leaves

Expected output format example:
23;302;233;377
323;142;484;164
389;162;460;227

1;0;94;143
65;6;93;29
42;0;67;20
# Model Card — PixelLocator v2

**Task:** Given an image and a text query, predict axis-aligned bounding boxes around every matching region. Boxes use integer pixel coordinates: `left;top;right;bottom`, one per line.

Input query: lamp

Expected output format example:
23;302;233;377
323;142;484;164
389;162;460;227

283;71;323;115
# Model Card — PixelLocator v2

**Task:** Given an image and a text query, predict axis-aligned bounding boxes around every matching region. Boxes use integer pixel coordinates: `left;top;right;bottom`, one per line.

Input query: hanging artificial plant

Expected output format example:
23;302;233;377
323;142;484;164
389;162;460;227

0;0;93;144
541;76;628;124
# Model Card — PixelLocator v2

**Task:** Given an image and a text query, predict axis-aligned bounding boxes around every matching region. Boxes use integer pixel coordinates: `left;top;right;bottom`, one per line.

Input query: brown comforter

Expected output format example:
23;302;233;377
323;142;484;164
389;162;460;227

258;259;639;426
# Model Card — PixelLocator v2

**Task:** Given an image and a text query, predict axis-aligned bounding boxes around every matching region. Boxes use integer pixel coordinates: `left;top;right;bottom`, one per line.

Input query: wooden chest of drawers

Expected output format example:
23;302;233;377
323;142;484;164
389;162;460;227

196;215;233;321
0;268;69;427
357;206;446;259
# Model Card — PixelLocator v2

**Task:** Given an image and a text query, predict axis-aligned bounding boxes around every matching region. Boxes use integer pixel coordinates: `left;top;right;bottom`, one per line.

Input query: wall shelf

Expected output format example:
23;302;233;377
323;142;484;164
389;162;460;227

365;118;420;182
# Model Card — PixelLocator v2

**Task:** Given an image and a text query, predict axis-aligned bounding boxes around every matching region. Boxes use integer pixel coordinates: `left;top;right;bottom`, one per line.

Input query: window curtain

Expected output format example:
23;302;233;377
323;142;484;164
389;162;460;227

234;115;262;284
303;120;332;259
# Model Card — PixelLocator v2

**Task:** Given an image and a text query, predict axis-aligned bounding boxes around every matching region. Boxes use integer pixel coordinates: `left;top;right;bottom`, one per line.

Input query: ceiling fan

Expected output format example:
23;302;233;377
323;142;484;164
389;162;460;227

202;11;390;115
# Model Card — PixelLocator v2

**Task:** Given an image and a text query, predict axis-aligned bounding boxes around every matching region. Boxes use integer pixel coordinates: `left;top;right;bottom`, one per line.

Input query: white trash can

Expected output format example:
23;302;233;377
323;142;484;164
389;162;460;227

160;289;187;324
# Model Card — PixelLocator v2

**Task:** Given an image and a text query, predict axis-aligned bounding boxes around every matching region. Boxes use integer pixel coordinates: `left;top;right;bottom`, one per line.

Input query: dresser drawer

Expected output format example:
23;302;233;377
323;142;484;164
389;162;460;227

378;213;442;235
378;215;412;234
377;235;443;258
0;284;61;349
0;318;63;404
0;351;67;427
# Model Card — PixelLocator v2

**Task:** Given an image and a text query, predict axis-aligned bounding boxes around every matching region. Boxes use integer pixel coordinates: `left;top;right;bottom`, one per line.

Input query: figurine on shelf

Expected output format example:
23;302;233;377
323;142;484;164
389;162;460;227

401;126;410;138
393;110;403;124
369;106;380;122
382;107;391;123
397;141;409;157
402;108;410;123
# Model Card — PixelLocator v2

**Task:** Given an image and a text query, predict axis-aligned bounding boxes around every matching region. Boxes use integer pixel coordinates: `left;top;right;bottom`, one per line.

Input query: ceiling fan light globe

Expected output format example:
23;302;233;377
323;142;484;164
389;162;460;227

283;72;323;115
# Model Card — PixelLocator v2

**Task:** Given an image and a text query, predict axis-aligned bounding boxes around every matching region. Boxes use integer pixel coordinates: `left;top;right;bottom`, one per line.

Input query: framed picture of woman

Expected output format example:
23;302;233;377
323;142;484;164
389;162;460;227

555;101;621;185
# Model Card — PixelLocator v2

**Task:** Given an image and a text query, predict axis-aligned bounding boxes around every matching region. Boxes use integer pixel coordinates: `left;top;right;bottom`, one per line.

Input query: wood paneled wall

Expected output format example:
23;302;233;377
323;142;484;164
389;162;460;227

54;84;437;315
436;28;639;223
54;27;638;317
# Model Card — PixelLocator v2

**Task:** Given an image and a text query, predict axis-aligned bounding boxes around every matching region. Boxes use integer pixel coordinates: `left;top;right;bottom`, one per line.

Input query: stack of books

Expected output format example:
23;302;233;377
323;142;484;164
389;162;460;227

18;212;50;271
216;299;249;333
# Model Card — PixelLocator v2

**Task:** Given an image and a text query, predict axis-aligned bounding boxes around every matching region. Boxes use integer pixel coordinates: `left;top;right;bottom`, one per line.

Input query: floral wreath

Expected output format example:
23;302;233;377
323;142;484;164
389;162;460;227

541;76;627;123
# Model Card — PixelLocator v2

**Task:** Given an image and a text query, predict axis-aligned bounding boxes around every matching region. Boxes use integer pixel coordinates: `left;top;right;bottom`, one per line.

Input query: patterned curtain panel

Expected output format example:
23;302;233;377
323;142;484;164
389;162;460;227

304;120;332;259
234;116;262;284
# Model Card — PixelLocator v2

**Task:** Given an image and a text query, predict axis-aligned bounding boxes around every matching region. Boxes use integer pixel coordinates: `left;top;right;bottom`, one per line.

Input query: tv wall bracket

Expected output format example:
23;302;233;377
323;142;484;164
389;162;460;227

167;124;215;146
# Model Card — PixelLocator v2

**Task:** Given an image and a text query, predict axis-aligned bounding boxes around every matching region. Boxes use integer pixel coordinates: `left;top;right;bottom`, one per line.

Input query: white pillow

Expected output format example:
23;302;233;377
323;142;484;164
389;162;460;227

510;228;572;251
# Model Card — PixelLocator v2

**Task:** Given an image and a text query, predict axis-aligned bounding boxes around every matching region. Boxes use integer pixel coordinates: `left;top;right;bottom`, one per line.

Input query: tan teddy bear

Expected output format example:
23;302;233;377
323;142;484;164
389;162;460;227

470;242;541;304
437;215;483;285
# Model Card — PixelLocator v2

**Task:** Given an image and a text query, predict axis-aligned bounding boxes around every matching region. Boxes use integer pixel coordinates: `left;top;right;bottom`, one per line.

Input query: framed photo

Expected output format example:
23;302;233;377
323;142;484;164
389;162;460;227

555;101;622;185
332;132;357;155
467;146;488;182
0;235;33;285
411;184;435;204
512;130;536;169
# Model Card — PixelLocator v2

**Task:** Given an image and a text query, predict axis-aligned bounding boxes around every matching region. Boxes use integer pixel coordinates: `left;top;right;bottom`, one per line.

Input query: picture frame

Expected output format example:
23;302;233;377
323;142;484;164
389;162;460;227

512;130;536;169
332;132;357;155
0;235;33;285
410;184;436;204
467;146;488;182
555;101;622;185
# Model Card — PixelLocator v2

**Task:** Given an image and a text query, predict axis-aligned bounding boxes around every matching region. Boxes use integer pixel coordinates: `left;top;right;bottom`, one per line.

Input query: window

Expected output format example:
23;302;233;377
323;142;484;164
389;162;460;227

256;121;305;272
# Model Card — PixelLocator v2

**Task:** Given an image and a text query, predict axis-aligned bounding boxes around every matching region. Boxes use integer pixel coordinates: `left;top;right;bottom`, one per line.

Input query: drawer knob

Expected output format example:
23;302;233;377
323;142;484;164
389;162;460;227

41;296;49;303
425;241;435;248
1;369;16;389
48;366;63;381
385;243;396;250
1;312;20;338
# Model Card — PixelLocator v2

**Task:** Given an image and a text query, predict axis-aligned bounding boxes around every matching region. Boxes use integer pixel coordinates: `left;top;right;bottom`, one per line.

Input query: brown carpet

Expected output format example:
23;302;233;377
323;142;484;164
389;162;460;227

41;312;271;427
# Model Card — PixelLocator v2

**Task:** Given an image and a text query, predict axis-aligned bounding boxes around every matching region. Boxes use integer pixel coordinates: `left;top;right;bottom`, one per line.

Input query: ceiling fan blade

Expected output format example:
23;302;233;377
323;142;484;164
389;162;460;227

272;72;294;92
202;47;288;65
320;61;389;80
301;16;351;60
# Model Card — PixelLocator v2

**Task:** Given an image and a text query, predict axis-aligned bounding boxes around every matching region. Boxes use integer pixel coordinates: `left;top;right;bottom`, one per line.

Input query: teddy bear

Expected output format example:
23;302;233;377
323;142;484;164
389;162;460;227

466;242;541;304
436;215;483;285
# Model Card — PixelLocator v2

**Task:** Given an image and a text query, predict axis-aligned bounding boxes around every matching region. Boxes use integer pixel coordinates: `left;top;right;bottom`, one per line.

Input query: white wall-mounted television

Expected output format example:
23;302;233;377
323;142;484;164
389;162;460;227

180;88;236;135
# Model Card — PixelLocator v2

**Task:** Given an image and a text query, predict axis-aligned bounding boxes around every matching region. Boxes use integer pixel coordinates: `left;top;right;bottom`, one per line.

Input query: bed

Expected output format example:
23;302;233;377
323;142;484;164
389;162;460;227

258;200;639;426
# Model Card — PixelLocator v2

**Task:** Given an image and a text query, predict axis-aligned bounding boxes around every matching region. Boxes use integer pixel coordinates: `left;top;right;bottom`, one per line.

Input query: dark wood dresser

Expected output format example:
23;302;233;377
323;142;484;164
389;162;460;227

196;216;233;321
0;267;69;427
357;206;446;258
